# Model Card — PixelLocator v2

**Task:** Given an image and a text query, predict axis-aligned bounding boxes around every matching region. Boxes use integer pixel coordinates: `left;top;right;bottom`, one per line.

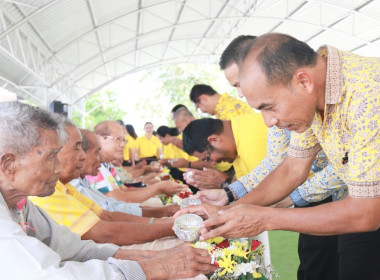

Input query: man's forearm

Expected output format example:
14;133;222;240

83;220;175;246
105;187;159;203
231;156;312;207
142;205;179;218
114;248;156;261
100;210;151;223
265;196;380;235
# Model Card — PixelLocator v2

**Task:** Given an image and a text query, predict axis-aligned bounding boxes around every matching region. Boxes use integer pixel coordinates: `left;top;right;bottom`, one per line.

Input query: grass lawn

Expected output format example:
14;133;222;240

269;231;300;279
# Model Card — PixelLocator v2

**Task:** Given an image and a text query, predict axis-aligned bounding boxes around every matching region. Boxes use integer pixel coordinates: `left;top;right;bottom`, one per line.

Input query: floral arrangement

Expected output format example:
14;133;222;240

159;188;193;205
193;237;277;280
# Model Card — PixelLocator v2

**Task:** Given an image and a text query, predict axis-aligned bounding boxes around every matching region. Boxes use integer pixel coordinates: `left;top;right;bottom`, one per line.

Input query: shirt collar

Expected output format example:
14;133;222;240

317;45;342;104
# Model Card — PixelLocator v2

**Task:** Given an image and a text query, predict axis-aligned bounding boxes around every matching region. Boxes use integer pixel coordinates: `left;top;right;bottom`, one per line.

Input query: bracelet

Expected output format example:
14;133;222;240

223;186;234;203
188;161;191;168
148;217;155;224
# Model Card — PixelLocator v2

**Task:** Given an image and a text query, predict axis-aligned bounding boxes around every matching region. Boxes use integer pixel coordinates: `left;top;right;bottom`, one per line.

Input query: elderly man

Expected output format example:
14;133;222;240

72;128;178;218
178;33;380;280
30;116;178;245
88;120;187;203
0;101;214;279
189;84;252;120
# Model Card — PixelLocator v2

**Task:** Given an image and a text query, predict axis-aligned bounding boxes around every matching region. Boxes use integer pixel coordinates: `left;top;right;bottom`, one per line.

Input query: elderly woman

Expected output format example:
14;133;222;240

0;101;215;279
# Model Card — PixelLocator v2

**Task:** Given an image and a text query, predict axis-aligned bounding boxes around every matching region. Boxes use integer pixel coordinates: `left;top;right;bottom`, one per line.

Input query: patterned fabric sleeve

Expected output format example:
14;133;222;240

346;93;380;198
287;126;322;159
289;163;347;206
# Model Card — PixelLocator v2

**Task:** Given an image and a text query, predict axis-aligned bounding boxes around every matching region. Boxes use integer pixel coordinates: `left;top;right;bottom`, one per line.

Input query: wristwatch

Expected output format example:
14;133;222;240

223;186;234;203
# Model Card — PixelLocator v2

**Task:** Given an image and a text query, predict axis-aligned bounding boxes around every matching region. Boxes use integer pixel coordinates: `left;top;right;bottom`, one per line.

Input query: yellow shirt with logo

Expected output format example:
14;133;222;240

288;45;380;198
231;113;268;179
214;93;253;121
123;134;137;161
30;181;103;236
136;134;162;158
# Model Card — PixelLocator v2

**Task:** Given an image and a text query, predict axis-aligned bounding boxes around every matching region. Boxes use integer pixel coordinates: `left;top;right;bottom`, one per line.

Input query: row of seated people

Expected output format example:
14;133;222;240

0;100;217;279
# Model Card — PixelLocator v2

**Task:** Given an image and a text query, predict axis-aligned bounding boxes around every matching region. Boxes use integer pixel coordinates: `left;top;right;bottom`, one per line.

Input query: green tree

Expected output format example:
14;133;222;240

137;63;236;126
72;90;126;129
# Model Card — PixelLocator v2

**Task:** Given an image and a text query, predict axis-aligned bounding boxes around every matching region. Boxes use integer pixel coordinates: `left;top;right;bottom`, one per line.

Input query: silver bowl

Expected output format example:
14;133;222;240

174;214;203;242
180;197;201;209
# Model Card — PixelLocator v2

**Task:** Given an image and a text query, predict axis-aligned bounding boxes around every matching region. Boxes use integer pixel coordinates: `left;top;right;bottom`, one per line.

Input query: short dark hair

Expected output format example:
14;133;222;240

219;35;257;70
190;84;217;103
171;104;187;114
125;124;138;139
156;126;179;137
241;33;318;85
182;118;223;155
115;119;124;126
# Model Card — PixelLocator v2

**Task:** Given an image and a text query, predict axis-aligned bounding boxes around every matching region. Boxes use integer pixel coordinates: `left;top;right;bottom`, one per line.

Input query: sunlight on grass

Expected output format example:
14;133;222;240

269;231;300;279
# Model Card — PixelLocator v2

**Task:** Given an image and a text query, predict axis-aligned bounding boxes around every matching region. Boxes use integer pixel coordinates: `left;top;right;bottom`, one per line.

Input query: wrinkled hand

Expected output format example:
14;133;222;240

170;158;188;168
183;168;227;189
198;204;269;241
157;243;216;279
153;181;188;195
195;189;229;206
173;204;222;221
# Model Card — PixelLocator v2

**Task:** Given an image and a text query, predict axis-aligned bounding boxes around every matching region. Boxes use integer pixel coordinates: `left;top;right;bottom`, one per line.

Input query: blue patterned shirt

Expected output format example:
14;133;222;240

230;126;347;206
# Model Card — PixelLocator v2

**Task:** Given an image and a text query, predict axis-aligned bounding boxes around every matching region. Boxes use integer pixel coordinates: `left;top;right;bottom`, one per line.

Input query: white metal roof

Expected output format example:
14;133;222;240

0;0;379;110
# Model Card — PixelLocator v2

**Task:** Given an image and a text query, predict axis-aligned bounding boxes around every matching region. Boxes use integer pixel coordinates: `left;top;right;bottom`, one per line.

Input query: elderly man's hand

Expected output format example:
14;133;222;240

152;181;188;195
197;204;269;241
154;243;216;279
195;189;229;206
184;168;228;189
173;203;222;221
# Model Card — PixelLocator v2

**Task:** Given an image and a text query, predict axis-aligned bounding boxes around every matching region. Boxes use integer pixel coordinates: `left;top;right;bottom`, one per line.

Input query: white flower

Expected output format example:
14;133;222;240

193;241;215;250
172;195;183;205
233;263;254;277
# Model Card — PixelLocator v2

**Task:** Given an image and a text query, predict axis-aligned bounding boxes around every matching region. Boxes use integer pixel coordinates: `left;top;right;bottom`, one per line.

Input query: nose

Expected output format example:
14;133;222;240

237;88;244;98
262;112;278;128
79;147;87;161
55;158;64;174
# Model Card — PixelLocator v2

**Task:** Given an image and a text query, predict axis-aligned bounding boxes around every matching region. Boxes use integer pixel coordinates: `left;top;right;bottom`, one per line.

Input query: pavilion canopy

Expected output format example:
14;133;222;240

0;0;379;111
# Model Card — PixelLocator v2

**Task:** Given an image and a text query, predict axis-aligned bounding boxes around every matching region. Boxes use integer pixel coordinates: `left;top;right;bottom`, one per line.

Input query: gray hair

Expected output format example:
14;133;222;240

0;102;67;156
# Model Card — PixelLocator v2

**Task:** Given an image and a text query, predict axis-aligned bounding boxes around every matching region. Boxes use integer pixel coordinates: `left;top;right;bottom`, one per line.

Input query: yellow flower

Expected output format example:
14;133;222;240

205;236;225;244
217;251;237;276
230;247;248;259
253;269;262;278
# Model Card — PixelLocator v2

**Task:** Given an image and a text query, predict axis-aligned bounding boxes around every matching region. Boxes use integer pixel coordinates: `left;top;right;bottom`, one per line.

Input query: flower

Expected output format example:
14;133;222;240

194;237;275;280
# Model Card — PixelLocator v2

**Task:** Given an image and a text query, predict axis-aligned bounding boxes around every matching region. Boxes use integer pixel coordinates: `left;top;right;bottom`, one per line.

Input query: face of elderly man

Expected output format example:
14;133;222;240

58;125;86;183
81;132;103;177
97;122;125;164
239;58;317;133
5;129;63;197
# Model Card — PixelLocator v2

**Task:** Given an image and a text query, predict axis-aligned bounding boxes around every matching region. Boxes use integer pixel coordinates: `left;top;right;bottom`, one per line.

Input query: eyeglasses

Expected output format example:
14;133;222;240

104;135;127;144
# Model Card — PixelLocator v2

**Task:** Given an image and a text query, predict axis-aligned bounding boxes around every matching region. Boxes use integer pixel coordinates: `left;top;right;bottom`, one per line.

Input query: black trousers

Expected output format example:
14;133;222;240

297;197;380;280
338;228;380;280
297;196;339;280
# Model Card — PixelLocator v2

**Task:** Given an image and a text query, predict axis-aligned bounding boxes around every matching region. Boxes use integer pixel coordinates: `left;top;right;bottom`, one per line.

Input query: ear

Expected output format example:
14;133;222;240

207;135;221;145
198;94;207;103
0;153;16;181
294;70;313;94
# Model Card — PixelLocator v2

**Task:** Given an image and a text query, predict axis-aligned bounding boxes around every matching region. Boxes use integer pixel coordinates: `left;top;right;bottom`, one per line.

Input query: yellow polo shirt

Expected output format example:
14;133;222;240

231;113;268;179
123;134;136;161
30;181;103;236
288;45;380;198
136;134;162;158
214;93;253;121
